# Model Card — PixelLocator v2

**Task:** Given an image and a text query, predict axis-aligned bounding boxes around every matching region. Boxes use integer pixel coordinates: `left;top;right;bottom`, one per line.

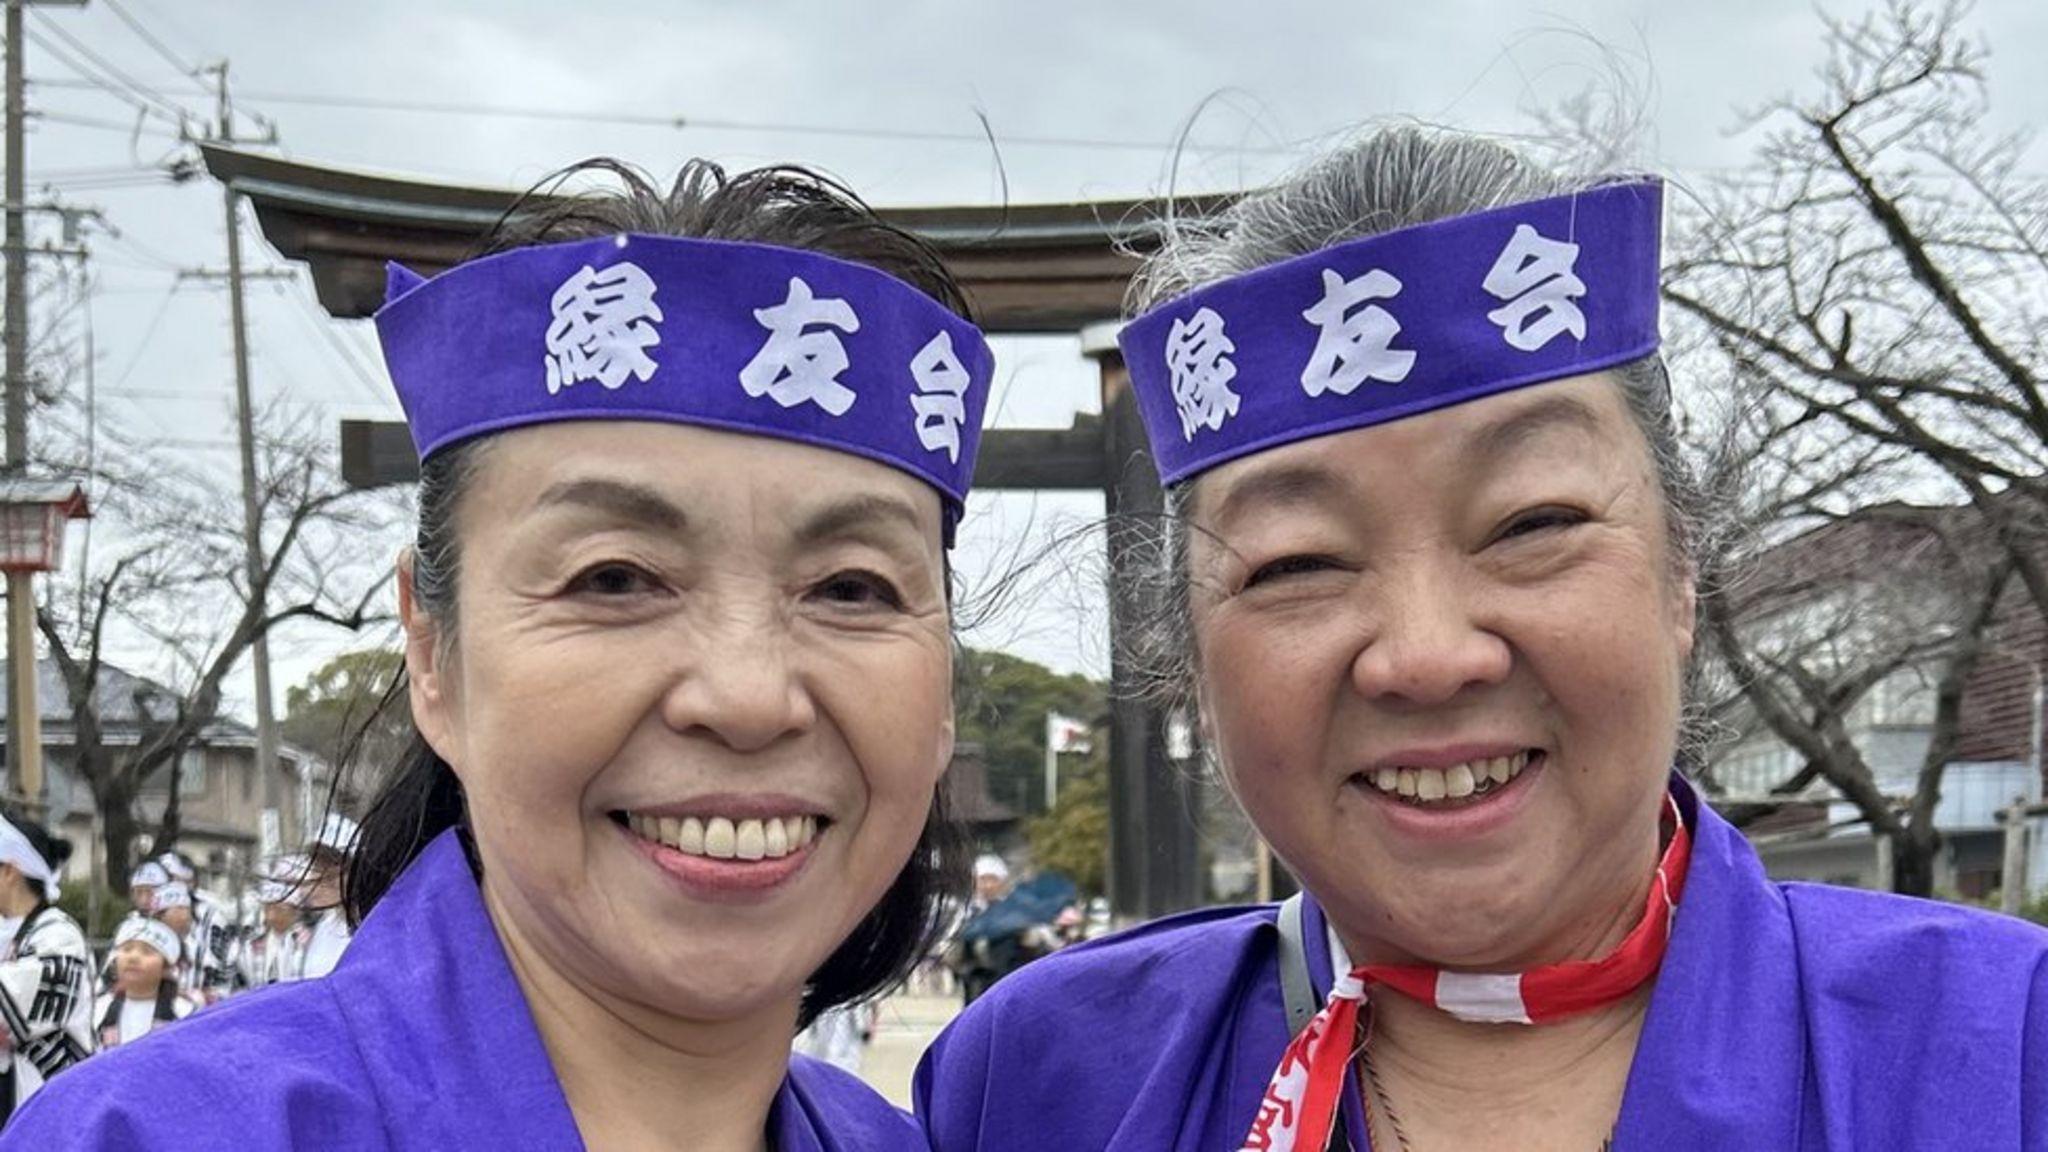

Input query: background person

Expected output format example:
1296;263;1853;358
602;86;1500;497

0;812;91;1125
95;917;196;1050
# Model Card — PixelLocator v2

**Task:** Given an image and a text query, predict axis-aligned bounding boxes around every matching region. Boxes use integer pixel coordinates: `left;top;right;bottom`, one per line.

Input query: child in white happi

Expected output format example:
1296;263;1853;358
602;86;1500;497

95;917;196;1049
239;863;310;988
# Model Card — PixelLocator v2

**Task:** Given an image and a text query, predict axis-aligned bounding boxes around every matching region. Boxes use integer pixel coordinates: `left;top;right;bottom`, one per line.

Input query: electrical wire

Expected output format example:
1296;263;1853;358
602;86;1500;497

24;13;194;123
100;0;211;96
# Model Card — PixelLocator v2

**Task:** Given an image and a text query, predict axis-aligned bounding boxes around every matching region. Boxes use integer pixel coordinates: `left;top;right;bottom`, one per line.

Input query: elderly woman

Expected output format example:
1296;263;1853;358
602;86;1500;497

6;159;990;1150
916;127;2048;1150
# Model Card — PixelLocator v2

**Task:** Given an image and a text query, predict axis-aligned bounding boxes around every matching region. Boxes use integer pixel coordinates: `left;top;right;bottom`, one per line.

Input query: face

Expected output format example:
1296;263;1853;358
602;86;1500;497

130;884;156;913
113;940;169;996
1188;375;1694;969
157;905;191;935
404;421;955;1027
262;902;299;935
975;873;1005;903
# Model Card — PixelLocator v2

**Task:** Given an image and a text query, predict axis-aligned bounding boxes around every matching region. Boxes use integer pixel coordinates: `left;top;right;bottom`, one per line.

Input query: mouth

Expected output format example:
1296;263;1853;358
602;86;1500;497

1351;749;1541;810
608;809;826;862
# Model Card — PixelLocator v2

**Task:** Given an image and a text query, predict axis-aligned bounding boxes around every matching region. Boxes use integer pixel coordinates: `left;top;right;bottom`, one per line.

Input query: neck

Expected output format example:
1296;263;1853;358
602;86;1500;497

122;979;164;1004
485;884;792;1152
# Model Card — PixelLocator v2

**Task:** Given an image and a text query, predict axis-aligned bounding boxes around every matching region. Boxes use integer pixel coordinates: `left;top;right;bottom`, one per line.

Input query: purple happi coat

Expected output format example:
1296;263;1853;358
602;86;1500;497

917;778;2048;1150
1;831;925;1151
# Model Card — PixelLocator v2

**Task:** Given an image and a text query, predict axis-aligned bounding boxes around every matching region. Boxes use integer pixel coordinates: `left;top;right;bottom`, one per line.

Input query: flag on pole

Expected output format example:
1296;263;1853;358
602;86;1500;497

1045;711;1094;811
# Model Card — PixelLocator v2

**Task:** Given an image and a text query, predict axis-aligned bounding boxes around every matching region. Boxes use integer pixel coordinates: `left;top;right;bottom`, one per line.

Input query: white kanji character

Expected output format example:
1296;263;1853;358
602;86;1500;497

1483;224;1587;351
1298;268;1414;397
908;331;972;464
1164;307;1241;441
544;261;663;393
740;277;861;415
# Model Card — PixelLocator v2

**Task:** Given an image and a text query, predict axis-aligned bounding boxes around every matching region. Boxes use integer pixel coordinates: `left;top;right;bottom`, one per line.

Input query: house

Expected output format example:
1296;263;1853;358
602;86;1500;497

0;659;329;895
1709;501;2048;899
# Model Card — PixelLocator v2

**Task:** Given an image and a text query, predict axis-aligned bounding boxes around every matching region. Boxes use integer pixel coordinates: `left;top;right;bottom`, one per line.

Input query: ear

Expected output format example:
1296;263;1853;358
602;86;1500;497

396;549;461;772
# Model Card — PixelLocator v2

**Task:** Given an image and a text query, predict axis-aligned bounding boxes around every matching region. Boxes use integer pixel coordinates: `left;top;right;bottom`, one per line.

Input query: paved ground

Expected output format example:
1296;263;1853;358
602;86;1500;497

857;990;961;1108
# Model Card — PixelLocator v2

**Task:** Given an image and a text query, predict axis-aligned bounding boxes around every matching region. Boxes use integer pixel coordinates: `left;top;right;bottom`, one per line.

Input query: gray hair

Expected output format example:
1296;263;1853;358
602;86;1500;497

1128;126;1725;765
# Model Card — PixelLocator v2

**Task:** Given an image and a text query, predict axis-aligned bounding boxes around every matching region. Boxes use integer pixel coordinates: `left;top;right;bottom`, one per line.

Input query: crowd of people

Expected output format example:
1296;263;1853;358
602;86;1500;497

0;809;357;1123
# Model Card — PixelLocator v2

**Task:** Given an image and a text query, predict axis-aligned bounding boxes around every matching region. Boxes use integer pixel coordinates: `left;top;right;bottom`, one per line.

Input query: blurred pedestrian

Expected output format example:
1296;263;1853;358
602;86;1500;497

95;918;195;1050
0;812;91;1123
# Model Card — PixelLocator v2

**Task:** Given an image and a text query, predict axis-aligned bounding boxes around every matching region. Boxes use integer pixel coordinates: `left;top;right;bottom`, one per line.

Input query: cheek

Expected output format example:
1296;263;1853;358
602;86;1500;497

1197;613;1343;792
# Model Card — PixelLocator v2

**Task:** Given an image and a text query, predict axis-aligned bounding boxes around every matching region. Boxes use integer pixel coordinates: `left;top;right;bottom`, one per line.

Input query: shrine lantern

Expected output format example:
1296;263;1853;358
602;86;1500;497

0;481;89;572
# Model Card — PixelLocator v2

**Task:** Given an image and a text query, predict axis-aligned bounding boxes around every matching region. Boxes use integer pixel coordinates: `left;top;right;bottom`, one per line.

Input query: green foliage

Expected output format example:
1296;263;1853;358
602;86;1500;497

1026;749;1109;898
282;648;410;775
56;886;133;941
954;648;1104;819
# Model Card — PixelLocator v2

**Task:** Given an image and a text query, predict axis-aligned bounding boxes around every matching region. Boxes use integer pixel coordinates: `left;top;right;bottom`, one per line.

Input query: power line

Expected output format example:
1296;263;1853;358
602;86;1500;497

223;88;1304;156
24;12;194;124
99;0;210;96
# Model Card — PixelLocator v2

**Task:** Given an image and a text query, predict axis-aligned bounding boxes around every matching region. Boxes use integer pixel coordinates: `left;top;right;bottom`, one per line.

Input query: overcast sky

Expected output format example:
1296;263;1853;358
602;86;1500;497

25;0;2048;720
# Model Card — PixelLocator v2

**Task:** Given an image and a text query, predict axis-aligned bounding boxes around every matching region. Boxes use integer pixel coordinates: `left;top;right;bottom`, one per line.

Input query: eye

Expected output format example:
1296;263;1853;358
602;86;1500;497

1244;554;1340;589
1497;507;1588;542
812;569;905;610
566;562;662;598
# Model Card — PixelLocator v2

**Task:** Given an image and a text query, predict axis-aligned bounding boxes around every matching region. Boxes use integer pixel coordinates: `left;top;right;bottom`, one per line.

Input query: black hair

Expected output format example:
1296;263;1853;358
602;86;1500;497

2;808;72;905
342;159;972;1028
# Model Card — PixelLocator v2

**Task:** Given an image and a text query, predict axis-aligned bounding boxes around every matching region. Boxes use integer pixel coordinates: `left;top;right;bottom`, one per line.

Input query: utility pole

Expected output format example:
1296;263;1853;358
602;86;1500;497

4;0;33;804
197;60;287;858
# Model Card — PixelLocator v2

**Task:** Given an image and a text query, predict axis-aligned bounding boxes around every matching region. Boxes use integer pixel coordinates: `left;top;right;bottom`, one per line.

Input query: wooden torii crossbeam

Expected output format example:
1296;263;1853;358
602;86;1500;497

202;144;1215;921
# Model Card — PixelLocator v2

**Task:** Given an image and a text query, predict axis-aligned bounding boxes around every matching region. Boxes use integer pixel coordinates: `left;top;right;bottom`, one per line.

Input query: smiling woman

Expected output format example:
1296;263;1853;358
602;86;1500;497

915;126;2048;1152
2;161;991;1152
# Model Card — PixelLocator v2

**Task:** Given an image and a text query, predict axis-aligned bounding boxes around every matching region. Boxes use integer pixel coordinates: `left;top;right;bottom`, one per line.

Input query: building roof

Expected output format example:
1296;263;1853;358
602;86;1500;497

202;144;1229;333
0;658;305;760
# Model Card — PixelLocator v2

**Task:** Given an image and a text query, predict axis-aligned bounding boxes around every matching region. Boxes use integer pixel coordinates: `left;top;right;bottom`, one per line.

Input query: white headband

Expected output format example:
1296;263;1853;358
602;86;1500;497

0;815;58;900
130;861;170;888
151;882;191;911
115;915;182;963
156;853;194;882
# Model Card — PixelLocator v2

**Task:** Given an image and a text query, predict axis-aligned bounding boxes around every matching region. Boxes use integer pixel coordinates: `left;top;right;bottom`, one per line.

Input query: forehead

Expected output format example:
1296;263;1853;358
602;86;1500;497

1190;373;1642;526
457;420;946;542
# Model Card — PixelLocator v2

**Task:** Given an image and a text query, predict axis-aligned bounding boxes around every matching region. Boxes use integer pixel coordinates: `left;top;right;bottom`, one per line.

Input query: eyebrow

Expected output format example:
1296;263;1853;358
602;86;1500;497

1204;462;1349;529
1464;394;1607;460
793;493;930;549
533;478;689;533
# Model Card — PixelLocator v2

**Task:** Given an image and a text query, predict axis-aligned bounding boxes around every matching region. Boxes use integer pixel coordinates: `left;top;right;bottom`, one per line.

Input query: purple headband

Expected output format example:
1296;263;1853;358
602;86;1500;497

375;233;994;540
1119;180;1663;485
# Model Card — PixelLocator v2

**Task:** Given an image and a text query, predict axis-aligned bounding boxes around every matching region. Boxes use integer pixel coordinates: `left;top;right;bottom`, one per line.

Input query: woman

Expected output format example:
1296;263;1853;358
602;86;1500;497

95;916;197;1049
916;127;2048;1150
0;812;91;1124
5;159;990;1150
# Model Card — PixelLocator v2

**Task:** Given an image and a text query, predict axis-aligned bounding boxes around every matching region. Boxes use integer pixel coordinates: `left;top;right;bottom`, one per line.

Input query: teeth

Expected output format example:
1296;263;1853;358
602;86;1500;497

624;811;820;860
734;820;767;861
1444;763;1476;798
1361;751;1535;804
703;817;736;859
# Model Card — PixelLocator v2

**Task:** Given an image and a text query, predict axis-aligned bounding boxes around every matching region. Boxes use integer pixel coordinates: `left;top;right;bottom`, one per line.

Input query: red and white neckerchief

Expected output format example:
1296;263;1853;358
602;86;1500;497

1239;794;1692;1152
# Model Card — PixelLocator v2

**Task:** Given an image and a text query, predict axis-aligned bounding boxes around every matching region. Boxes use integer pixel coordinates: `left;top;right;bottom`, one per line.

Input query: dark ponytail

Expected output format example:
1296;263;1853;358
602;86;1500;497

339;158;971;1026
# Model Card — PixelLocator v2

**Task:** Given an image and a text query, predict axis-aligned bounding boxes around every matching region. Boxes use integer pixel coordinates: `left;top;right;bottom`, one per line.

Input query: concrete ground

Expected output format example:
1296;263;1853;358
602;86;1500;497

857;990;961;1108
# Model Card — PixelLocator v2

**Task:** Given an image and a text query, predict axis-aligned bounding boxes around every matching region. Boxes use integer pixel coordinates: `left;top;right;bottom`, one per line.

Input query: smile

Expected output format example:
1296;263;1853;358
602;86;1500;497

1356;749;1537;807
612;811;822;861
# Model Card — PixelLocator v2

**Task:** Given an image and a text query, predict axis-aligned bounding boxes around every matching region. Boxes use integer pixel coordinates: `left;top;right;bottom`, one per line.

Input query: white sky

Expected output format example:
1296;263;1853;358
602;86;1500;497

24;0;2048;721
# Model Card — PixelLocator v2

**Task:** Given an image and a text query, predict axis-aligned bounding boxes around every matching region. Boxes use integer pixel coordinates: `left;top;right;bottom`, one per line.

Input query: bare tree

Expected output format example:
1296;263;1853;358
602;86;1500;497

1669;0;2048;607
35;407;393;883
1671;0;2048;895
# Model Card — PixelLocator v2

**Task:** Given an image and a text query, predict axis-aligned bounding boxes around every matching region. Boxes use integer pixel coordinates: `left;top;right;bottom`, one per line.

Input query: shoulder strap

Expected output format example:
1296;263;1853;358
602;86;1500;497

1276;893;1320;1035
1275;892;1354;1152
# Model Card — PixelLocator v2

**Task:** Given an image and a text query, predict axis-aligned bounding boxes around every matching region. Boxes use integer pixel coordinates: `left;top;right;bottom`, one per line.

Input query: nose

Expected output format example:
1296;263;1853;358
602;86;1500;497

658;608;817;753
1349;566;1511;707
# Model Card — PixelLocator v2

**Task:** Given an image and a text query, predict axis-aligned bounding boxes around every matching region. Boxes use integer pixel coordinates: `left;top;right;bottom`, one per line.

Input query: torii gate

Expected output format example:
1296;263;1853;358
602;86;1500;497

201;144;1215;921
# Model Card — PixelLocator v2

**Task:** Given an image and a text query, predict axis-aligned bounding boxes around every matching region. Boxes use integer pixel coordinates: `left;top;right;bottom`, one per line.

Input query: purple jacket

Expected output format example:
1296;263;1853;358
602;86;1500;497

917;780;2048;1150
2;831;925;1151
